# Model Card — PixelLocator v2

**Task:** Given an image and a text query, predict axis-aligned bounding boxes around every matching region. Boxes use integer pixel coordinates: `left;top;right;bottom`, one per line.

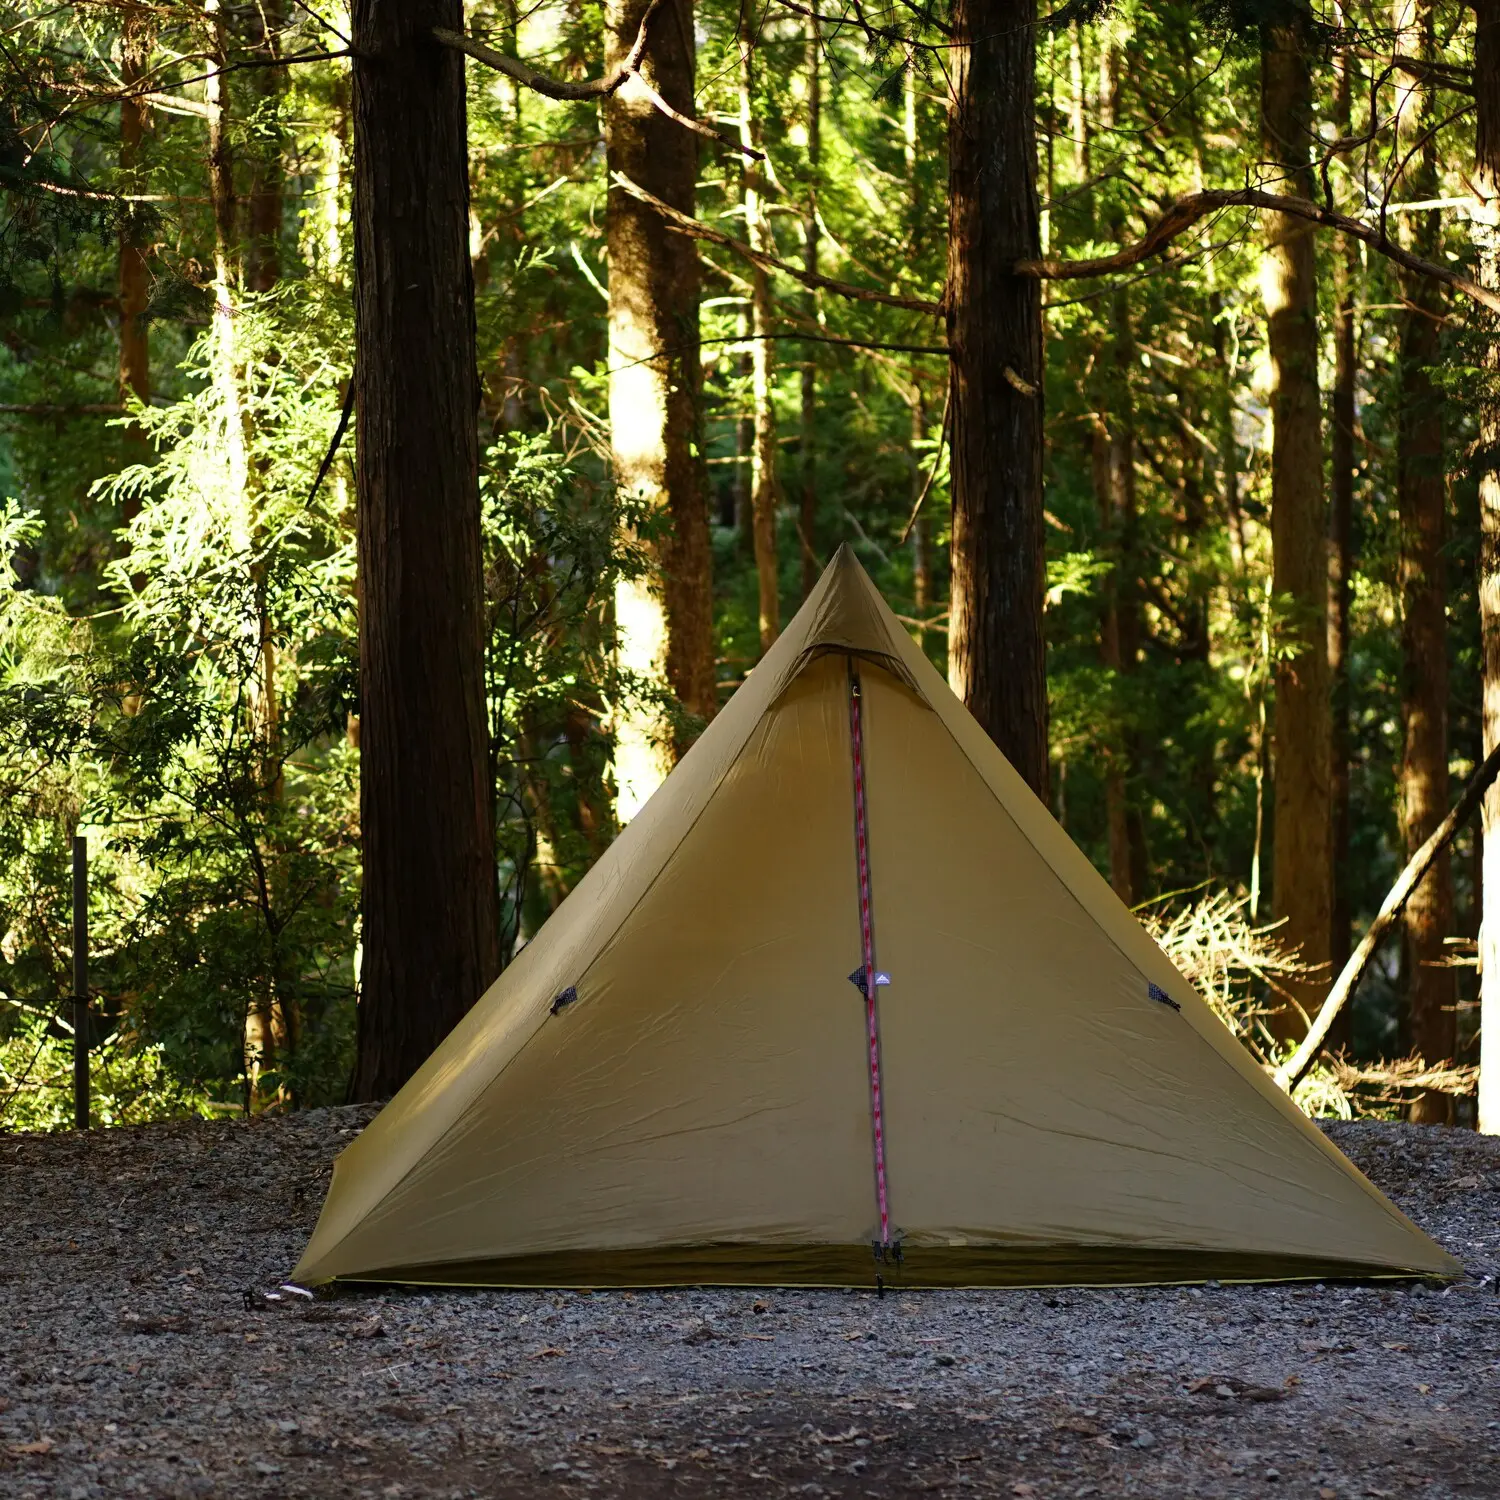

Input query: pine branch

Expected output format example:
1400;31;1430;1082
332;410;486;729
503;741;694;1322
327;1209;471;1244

434;2;760;159
613;172;942;315
1016;188;1500;317
433;0;664;102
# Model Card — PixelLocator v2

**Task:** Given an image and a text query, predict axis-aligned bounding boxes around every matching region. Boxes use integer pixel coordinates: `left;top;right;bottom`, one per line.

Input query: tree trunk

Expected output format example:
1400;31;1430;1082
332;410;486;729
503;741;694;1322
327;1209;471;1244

1471;0;1500;1133
205;0;279;1108
799;13;821;602
1090;39;1145;899
1328;28;1358;1004
904;47;935;633
1394;0;1454;1122
739;18;780;652
605;0;714;823
349;0;502;1099
946;0;1048;799
117;4;150;516
1261;14;1332;1041
246;0;284;295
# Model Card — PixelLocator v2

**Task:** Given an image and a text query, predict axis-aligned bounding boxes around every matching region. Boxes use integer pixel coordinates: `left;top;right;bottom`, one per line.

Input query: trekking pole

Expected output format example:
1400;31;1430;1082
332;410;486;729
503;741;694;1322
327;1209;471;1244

72;834;89;1131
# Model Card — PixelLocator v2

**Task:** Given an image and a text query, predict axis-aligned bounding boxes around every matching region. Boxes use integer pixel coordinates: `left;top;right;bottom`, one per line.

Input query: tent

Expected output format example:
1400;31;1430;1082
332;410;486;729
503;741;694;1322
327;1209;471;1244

295;547;1456;1288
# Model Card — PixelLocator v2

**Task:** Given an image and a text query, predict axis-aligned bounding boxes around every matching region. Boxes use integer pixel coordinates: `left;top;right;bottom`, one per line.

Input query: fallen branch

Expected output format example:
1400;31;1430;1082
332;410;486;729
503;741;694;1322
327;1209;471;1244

614;173;942;316
1328;1056;1480;1101
1017;188;1500;317
1275;743;1500;1094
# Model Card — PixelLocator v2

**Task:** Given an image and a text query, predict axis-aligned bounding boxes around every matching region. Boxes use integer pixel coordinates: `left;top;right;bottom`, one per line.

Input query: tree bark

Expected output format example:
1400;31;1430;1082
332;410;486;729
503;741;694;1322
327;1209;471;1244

1394;0;1455;1121
1471;0;1500;1133
605;0;714;823
1089;37;1145;900
1328;30;1358;1006
903;47;935;634
1261;14;1332;1041
739;17;780;653
945;0;1048;799
350;0;502;1099
117;4;151;516
205;0;282;1108
799;14;821;602
246;0;284;295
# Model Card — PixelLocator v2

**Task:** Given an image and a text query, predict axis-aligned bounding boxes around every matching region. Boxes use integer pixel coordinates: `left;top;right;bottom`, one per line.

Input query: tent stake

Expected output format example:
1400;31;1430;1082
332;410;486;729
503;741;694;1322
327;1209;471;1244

847;662;894;1268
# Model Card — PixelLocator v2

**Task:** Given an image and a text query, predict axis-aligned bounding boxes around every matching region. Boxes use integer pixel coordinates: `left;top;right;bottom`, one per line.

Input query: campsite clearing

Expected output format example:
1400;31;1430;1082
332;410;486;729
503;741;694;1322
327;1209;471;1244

2;1109;1497;1499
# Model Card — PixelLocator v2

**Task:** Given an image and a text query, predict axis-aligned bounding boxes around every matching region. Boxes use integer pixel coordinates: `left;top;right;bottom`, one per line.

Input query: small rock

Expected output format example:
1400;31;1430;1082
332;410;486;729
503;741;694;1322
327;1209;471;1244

1131;1431;1155;1450
1264;1468;1280;1482
934;1352;956;1367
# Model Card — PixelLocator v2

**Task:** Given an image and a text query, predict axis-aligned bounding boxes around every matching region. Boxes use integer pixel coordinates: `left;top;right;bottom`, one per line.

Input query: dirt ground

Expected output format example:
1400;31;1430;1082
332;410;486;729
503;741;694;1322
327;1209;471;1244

1;1109;1497;1500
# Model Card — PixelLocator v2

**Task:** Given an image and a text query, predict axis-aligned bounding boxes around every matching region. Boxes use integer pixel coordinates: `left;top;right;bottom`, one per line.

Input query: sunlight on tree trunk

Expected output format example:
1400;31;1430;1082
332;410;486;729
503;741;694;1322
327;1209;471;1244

739;16;780;653
206;0;279;1110
117;4;150;516
903;47;934;633
1261;13;1332;1042
1394;0;1455;1123
605;0;714;824
799;14;821;603
1473;0;1500;1134
1328;22;1358;1013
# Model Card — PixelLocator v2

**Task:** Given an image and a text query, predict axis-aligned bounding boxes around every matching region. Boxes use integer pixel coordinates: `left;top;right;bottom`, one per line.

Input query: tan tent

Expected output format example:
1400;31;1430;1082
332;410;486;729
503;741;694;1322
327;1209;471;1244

296;548;1456;1289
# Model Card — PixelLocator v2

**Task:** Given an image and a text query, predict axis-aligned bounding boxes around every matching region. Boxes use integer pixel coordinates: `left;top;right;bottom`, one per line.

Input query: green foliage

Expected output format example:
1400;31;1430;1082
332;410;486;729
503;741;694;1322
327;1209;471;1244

1;0;1489;1125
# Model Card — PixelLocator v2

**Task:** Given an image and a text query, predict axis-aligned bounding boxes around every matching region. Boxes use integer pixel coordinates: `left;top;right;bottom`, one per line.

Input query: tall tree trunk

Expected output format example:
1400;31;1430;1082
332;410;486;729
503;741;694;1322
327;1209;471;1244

799;13;821;601
739;18;779;652
1094;37;1147;901
605;0;713;823
1328;26;1358;1010
1394;0;1454;1121
1473;0;1499;1133
1261;14;1331;1041
349;0;502;1099
117;4;151;519
205;0;279;1108
904;48;934;632
946;0;1048;798
246;0;284;295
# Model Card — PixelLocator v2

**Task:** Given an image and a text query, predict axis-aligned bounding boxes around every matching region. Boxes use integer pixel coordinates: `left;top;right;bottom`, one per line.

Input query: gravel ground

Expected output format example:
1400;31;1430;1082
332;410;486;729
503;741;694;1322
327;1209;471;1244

1;1110;1497;1500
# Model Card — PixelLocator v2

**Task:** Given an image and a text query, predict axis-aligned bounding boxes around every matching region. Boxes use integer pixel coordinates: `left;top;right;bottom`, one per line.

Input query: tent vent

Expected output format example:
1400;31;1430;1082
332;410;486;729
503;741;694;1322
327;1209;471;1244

550;986;578;1016
1148;981;1181;1012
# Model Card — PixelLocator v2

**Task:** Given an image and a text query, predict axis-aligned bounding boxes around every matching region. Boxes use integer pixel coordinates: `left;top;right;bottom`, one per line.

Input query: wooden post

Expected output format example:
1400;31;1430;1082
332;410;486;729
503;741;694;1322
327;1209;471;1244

72;834;89;1131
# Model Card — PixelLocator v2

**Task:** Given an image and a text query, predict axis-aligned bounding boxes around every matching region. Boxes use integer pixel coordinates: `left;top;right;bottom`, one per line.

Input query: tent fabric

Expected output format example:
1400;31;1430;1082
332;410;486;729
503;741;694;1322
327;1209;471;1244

295;548;1457;1289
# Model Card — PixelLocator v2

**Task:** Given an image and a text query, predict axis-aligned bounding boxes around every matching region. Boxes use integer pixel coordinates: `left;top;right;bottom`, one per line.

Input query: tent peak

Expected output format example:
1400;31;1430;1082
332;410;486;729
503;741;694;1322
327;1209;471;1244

785;545;924;697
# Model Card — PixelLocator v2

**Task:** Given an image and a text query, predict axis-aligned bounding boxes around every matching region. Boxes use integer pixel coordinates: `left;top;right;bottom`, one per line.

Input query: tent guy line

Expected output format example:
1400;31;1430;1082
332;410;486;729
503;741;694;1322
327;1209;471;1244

847;661;896;1280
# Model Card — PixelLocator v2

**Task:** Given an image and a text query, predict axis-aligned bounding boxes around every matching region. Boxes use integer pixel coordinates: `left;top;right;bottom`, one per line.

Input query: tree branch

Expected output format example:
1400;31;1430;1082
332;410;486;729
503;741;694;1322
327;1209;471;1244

0;403;123;416
1016;188;1500;317
1368;51;1474;97
434;1;759;158
613;172;943;315
1274;743;1500;1095
433;0;666;102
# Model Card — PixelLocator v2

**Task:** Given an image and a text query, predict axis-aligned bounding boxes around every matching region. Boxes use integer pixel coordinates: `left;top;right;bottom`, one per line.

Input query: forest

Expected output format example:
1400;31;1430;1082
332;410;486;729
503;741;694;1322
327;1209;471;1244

1;0;1498;1133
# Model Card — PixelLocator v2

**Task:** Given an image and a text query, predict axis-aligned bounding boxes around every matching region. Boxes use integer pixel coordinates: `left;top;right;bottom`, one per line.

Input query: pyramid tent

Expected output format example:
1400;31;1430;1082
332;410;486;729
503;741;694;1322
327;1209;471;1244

296;548;1456;1288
